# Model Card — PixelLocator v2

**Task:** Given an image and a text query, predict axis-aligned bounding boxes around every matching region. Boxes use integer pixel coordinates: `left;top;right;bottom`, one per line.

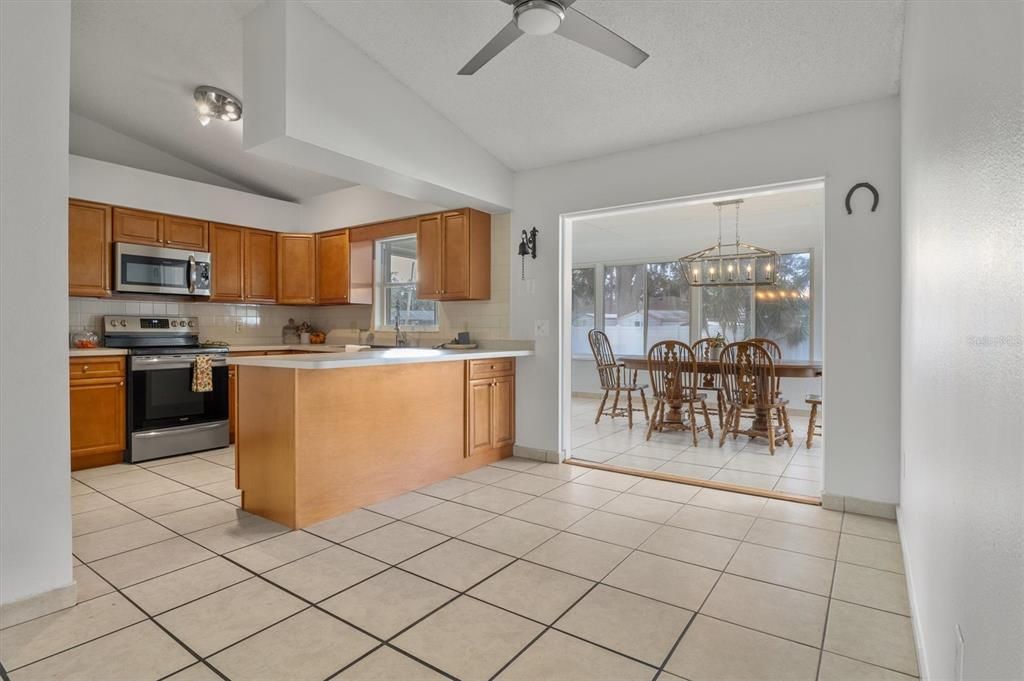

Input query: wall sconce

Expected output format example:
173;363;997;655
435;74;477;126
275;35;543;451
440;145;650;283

518;227;538;280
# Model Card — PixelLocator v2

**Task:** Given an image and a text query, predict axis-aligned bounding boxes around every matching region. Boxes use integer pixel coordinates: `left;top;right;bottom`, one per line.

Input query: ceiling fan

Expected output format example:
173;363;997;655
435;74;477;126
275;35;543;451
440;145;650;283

458;0;649;75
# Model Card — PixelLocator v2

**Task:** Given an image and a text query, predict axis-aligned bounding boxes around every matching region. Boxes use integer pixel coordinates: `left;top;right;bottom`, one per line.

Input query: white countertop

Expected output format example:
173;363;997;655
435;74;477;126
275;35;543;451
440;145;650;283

69;348;129;357
227;346;533;369
225;344;354;353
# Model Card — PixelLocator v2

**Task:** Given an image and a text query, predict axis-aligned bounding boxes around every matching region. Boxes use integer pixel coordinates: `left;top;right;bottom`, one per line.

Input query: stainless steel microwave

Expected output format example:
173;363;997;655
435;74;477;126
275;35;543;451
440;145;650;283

114;243;212;296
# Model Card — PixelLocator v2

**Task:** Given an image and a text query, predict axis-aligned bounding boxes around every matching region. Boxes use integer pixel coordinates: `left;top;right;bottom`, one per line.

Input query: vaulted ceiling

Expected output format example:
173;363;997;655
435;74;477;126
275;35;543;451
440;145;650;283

70;0;905;201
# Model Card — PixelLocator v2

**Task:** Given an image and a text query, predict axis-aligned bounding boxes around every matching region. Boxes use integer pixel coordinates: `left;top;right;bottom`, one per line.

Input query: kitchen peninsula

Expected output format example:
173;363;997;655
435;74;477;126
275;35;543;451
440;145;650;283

229;346;532;528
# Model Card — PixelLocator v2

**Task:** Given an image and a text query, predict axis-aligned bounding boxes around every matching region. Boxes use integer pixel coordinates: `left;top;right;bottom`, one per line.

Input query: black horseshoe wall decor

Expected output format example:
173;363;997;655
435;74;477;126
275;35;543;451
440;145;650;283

845;182;879;214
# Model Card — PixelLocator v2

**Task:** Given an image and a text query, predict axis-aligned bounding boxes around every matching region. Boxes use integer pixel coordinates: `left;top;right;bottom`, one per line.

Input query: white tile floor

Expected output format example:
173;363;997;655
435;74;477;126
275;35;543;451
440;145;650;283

570;396;824;497
0;449;918;681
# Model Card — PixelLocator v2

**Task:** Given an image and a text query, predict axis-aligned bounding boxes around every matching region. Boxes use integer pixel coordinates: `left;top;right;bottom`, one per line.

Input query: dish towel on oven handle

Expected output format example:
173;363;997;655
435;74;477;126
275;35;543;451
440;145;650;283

192;355;213;393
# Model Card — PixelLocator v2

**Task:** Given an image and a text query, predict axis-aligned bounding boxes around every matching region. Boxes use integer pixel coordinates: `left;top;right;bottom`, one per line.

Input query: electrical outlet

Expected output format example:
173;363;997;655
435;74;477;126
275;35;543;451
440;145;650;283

234;321;242;334
955;624;965;681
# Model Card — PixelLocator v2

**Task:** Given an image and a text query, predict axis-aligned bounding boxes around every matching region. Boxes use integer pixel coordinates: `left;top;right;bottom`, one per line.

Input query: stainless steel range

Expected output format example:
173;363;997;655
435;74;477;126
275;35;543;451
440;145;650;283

104;316;229;463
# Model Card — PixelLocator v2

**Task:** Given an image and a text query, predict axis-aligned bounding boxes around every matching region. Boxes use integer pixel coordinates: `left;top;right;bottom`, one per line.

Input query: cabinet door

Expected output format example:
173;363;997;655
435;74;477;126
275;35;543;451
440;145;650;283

70;378;125;459
210;224;245;301
277;233;317;304
440;210;470;299
416;214;443;299
228;366;237;445
113;207;163;245
467;378;494;457
316;230;350;304
491;375;515;449
68;200;111;297
164;216;209;251
245;229;277;302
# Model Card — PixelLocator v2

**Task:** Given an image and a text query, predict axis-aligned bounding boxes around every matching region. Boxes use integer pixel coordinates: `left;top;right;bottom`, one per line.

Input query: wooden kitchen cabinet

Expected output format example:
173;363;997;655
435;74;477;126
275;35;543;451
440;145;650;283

68;199;111;297
465;359;515;457
229;365;238;444
316;229;350;304
245;229;277;302
417;209;490;301
210;223;245;301
69;357;125;471
277;233;317;304
163;215;209;250
113;207;208;251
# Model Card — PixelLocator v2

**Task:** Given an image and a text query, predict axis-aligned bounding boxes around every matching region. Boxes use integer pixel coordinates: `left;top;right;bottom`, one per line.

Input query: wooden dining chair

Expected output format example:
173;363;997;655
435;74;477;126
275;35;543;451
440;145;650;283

691;338;728;429
748;337;793;440
646;340;713;446
718;341;793;454
588;329;649;428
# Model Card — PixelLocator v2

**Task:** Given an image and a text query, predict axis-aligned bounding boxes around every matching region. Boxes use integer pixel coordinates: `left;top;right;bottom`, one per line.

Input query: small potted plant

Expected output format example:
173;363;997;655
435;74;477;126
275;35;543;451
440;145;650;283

707;332;726;359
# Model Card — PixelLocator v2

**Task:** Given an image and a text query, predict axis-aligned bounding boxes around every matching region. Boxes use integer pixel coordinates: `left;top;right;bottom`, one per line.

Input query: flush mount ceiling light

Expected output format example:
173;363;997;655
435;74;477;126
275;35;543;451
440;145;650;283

193;85;241;127
680;199;779;287
514;0;564;35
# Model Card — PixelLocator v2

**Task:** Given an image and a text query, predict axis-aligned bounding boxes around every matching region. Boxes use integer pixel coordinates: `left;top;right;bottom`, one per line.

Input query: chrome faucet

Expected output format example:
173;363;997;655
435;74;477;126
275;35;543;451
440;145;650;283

394;302;408;347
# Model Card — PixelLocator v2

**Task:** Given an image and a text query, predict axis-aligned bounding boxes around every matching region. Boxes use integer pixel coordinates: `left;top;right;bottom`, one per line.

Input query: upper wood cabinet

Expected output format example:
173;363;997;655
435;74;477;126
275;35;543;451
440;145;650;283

68;199;111;297
113;207;208;251
417;209;490;301
164;215;209;250
113;207;163;246
210;223;245;301
277;233;317;305
245;229;277;303
316;229;350;304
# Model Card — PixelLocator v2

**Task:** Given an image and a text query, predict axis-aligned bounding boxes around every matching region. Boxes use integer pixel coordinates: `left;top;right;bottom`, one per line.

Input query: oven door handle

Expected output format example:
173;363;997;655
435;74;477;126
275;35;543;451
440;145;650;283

187;254;197;294
133;422;226;438
132;357;228;371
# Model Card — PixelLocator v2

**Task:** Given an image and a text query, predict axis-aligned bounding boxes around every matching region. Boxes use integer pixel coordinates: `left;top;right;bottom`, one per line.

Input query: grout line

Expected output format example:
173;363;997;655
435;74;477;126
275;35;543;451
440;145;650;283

47;451;915;680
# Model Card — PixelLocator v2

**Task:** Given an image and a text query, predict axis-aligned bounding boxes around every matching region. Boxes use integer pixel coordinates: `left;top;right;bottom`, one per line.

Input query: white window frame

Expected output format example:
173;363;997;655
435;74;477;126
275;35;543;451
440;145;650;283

374;236;439;333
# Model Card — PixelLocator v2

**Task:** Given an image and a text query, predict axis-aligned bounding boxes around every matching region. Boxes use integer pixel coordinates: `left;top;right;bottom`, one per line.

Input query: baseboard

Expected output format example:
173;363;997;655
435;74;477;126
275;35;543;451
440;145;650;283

571;391;604;400
0;581;77;629
896;506;930;681
513;445;560;463
820;493;897;519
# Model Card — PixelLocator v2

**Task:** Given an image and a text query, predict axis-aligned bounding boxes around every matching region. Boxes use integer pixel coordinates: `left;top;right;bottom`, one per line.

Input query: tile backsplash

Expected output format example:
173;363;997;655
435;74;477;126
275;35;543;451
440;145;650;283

71;215;513;347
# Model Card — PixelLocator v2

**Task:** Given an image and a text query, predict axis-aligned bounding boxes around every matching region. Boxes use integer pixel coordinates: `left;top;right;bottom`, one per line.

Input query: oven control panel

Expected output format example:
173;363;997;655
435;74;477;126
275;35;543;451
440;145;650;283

104;316;198;332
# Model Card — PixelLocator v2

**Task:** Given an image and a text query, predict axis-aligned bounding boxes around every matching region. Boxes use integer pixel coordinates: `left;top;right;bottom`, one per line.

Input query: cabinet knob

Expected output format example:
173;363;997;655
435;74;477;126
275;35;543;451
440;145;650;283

82;365;89;372
118;381;124;386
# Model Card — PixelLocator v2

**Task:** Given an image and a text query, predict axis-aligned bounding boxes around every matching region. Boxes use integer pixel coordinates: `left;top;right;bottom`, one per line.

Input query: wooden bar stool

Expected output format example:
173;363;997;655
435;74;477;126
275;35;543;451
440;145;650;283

588;329;649;428
806;394;822;447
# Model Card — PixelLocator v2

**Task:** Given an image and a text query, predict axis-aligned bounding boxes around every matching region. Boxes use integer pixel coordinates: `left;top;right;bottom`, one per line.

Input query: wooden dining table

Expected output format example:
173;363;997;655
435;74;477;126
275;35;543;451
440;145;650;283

619;356;823;378
619;356;822;440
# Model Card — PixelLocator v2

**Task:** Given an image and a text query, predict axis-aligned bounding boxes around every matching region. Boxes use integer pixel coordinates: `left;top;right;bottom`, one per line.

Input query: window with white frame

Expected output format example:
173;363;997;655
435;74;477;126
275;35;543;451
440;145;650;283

571;251;813;359
375;236;438;331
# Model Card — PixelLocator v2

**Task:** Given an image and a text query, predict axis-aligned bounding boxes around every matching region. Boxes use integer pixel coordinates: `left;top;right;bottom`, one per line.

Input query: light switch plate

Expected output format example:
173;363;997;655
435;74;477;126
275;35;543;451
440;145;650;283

534;320;550;337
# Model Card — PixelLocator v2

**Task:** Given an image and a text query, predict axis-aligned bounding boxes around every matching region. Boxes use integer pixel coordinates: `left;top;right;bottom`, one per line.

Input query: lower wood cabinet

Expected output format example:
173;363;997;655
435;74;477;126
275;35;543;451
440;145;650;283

466;359;515;457
69;357;126;471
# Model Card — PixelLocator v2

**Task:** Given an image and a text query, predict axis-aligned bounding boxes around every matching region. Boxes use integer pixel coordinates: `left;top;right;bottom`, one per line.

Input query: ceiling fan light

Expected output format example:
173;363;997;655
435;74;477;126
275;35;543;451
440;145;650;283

514;0;564;35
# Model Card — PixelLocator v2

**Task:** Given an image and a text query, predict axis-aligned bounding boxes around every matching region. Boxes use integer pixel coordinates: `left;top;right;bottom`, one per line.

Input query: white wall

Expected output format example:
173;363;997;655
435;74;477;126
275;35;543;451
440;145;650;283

0;0;74;607
242;1;512;213
303;185;442;232
70;155;307;231
899;2;1024;679
512;97;901;504
70;112;253;194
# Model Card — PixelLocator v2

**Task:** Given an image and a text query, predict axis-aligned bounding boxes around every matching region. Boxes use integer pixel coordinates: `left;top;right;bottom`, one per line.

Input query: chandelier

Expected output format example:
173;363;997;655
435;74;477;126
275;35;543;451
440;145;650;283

680;199;778;287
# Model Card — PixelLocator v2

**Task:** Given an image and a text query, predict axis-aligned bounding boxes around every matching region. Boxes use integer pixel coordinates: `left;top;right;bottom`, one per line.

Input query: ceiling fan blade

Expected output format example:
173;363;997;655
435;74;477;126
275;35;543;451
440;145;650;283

458;20;524;75
556;6;649;68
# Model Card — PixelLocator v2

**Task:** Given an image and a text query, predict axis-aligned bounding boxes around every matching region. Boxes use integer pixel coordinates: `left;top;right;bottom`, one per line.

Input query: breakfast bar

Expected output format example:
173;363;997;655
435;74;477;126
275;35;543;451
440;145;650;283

228;347;532;528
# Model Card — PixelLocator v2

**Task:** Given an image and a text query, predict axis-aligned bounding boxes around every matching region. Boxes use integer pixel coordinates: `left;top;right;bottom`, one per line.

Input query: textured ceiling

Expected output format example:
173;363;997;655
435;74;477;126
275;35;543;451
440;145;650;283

573;184;824;264
309;0;905;170
70;0;355;202
70;0;904;200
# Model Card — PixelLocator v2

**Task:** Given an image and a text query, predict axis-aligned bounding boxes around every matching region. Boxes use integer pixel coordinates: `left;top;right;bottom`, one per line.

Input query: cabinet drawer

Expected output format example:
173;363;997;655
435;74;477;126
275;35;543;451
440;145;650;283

70;357;125;380
468;358;514;379
229;351;270;357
